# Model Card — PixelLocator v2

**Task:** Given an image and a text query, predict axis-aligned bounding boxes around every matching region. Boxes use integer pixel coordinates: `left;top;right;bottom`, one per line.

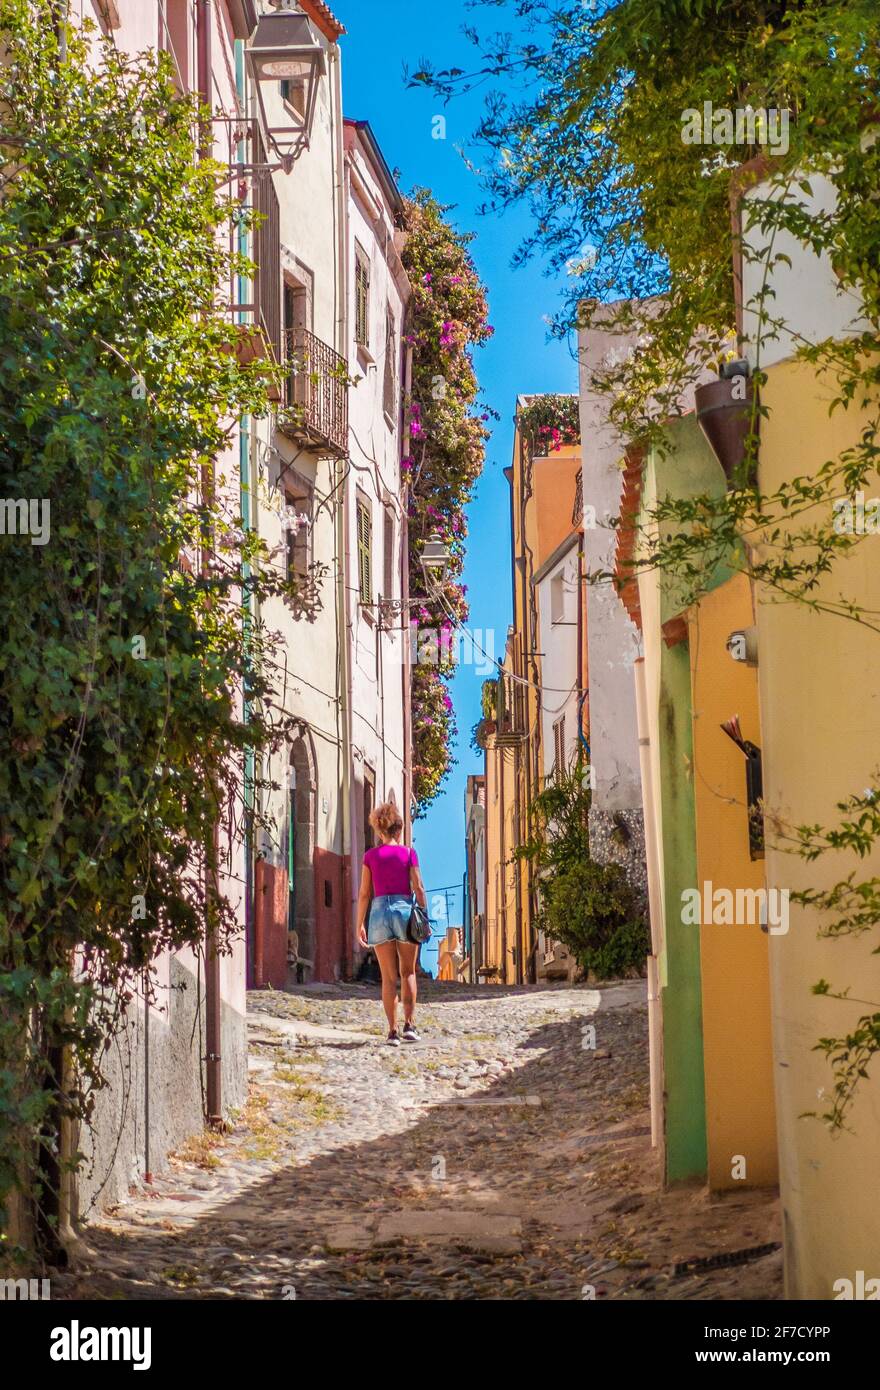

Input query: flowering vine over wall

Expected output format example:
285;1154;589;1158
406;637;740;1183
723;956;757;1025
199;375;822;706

517;393;581;455
400;190;493;813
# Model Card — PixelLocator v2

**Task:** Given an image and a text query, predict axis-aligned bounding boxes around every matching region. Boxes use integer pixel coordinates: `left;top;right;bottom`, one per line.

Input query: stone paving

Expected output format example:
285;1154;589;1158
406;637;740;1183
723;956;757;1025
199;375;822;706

52;979;782;1301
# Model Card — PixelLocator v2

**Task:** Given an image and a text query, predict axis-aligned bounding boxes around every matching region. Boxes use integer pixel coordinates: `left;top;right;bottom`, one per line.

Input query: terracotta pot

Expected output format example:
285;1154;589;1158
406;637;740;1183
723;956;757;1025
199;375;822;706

695;375;759;484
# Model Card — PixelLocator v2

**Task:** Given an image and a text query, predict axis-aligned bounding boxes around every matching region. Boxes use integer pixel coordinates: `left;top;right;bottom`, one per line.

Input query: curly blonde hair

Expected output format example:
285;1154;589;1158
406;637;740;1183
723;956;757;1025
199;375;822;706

369;800;404;840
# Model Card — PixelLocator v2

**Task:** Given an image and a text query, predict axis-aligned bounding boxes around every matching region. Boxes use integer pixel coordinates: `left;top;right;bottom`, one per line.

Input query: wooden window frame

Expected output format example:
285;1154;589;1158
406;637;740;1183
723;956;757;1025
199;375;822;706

383;304;397;424
354;242;371;350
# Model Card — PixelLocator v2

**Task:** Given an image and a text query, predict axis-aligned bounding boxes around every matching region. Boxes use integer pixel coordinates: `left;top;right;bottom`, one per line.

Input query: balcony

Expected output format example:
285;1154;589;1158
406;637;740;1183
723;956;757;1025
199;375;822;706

483;675;525;750
279;327;349;458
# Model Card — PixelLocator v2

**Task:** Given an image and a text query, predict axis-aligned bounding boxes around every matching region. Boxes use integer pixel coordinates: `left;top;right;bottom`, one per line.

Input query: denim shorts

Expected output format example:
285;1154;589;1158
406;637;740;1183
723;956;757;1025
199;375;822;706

367;893;413;946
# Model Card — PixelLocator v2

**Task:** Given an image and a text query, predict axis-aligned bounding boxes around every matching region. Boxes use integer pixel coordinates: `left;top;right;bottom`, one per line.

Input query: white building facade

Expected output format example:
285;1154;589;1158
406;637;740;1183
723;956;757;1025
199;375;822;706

342;118;412;946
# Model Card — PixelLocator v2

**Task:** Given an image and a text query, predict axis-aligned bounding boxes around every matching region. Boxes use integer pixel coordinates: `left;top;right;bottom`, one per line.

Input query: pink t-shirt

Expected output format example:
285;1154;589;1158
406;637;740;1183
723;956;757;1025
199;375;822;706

364;843;418;897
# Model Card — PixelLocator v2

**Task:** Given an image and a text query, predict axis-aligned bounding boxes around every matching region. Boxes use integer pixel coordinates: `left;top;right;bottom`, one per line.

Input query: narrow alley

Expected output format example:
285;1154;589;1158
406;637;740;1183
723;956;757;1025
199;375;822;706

53;983;781;1302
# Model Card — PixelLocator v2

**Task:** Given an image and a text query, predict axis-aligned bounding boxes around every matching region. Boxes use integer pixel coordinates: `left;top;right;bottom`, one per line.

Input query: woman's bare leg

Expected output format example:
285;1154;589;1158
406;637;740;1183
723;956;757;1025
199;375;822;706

396;941;419;1024
374;941;400;1032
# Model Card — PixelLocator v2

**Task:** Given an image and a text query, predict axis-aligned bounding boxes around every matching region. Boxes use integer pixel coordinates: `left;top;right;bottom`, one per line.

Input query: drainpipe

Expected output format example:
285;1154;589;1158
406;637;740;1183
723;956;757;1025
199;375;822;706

634;656;665;1152
331;43;354;974
196;0;222;1124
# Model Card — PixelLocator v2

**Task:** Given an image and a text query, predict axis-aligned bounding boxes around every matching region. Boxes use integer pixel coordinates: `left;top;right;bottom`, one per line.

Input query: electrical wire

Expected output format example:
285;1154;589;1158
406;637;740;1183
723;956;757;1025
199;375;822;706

432;584;588;697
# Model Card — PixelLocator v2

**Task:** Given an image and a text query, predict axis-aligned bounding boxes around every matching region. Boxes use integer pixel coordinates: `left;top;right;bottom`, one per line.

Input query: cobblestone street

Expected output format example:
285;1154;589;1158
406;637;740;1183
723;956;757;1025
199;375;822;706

54;981;782;1301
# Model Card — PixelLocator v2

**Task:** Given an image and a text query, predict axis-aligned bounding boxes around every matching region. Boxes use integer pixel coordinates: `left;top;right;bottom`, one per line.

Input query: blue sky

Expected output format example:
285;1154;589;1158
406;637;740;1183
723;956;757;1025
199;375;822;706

337;0;578;971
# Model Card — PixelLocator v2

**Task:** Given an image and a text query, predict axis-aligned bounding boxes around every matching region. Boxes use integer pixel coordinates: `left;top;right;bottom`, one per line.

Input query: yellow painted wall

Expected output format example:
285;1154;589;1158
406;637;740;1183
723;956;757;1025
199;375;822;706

755;357;880;1296
688;575;778;1189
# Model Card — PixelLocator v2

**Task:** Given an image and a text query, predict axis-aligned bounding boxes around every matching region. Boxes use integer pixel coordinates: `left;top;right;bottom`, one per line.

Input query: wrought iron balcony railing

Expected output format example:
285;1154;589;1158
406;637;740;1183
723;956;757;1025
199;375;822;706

281;327;349;458
493;673;526;746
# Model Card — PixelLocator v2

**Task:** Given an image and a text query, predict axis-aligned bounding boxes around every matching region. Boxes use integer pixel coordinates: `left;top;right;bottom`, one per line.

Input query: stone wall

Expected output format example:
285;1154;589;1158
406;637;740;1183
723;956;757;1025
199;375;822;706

74;957;247;1219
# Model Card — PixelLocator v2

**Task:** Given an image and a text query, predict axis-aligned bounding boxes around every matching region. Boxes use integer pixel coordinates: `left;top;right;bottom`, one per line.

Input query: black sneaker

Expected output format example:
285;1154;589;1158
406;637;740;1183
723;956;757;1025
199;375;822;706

386;1030;401;1047
401;1021;420;1043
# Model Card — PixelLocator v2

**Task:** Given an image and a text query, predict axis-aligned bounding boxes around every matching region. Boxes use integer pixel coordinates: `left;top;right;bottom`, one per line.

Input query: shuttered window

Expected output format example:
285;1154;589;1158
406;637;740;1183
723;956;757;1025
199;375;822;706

553;716;566;779
356;497;372;604
383;307;396;420
354;244;370;348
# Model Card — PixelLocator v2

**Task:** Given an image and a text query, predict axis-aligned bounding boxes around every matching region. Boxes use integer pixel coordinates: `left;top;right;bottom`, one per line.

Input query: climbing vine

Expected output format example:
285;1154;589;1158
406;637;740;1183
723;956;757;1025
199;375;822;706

400;190;493;812
0;2;291;1249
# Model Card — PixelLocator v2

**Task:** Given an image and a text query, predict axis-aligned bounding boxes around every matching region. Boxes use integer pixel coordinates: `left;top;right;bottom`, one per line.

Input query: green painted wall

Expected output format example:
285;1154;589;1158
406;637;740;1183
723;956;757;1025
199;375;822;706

657;639;706;1182
642;414;729;1183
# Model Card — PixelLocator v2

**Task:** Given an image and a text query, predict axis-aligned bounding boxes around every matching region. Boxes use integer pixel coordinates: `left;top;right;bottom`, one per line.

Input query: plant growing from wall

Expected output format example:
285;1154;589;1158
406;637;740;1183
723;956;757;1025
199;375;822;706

400;190;493;813
413;0;880;1125
0;2;291;1254
515;760;649;978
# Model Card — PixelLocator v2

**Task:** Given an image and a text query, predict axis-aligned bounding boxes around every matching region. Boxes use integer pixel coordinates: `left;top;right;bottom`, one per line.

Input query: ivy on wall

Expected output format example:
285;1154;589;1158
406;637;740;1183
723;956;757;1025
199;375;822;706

0;2;291;1250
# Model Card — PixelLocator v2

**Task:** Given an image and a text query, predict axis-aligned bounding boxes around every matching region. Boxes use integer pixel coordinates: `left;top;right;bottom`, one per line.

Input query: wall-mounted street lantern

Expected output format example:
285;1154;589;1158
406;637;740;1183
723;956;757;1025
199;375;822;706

245;9;326;171
420;532;451;593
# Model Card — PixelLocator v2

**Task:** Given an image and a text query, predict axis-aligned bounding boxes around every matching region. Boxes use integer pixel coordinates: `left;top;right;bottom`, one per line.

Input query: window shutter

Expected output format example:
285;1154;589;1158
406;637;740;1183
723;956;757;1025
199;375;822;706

355;247;370;348
357;499;372;603
383;308;396;418
554;717;566;778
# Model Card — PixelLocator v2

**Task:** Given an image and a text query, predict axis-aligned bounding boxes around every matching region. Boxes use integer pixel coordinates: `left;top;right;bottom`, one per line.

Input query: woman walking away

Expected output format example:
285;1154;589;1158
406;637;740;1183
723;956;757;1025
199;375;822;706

356;802;427;1046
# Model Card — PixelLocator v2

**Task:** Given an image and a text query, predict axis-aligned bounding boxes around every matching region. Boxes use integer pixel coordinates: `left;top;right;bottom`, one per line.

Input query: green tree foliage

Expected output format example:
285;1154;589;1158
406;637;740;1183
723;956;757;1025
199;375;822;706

0;2;289;1232
516;763;649;979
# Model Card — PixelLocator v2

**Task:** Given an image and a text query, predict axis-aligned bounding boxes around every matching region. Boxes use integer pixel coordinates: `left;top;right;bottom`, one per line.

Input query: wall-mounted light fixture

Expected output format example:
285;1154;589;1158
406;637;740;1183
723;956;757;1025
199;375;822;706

245;9;326;171
726;625;758;666
420;532;451;594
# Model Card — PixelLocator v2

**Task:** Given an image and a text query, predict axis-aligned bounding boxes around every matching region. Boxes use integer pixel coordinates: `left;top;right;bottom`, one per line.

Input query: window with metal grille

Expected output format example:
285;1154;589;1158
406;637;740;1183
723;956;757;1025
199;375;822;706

356;496;372;604
354;243;370;348
383;306;396;420
553;716;566;779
